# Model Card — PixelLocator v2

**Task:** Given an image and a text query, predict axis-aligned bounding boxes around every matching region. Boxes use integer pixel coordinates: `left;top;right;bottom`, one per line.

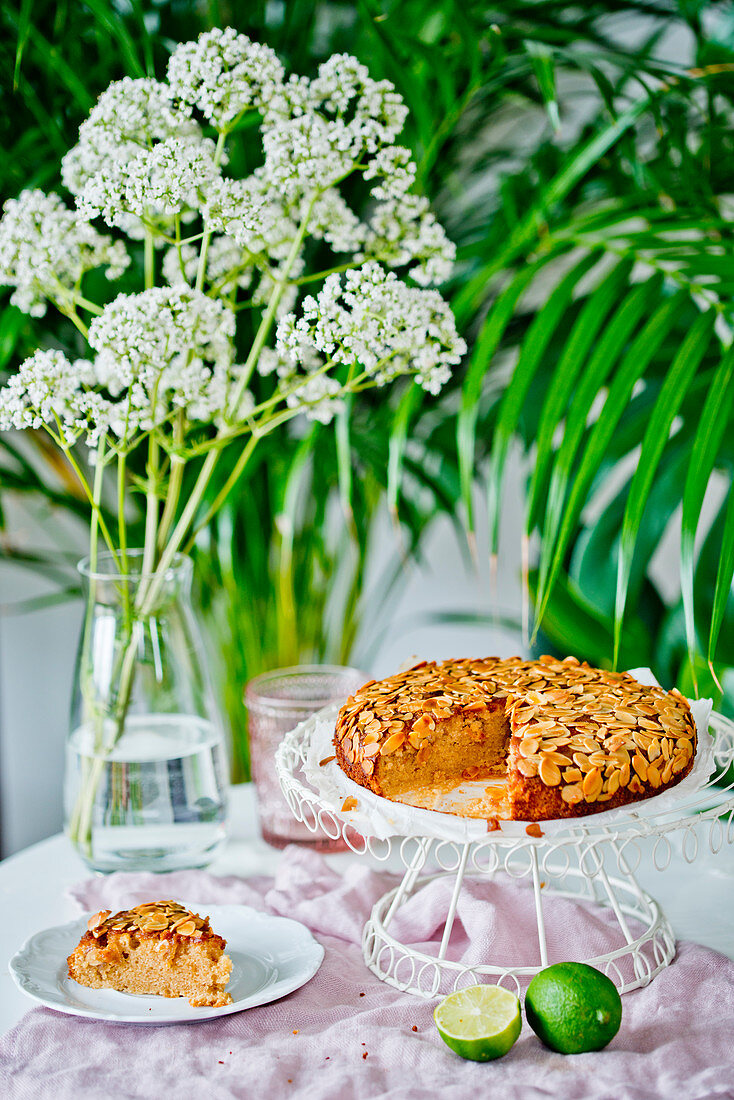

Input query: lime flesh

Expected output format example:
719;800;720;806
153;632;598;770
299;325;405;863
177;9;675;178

434;984;522;1062
525;962;622;1054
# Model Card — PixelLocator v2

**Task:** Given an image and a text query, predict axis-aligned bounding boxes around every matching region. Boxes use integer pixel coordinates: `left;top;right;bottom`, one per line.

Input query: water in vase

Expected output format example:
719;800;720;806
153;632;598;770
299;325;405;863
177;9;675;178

65;713;228;872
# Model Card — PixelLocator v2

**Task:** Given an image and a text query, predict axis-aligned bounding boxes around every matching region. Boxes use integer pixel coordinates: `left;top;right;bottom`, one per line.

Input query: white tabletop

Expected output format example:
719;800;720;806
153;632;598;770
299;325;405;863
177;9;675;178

2;783;733;1035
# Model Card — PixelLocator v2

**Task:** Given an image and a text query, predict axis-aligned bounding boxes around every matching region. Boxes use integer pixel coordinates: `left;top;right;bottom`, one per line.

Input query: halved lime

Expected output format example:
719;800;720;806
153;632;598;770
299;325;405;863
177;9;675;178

434;984;522;1061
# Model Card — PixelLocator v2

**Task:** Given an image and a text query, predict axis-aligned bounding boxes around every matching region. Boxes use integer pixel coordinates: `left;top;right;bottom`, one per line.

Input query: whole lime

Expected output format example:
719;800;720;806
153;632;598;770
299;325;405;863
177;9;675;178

434;984;522;1062
525;962;622;1054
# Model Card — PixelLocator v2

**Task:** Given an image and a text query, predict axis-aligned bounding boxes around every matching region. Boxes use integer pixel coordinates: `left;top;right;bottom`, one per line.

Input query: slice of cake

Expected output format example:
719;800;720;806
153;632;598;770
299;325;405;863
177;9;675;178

67;900;233;1008
334;655;697;822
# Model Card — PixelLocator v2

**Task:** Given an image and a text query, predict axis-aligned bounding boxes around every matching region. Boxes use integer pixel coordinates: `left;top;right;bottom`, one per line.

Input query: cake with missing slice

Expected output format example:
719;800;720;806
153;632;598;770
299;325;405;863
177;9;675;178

334;655;697;821
67;900;232;1007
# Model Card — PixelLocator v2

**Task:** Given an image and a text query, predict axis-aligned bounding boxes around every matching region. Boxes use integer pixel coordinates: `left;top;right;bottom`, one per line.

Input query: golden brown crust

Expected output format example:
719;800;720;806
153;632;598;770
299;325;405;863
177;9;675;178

79;900;223;947
334;655;696;821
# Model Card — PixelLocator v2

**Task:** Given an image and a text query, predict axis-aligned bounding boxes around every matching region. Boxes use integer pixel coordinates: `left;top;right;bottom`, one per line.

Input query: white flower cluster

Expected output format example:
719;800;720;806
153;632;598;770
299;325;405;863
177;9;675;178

168;26;284;130
62;77;210;236
260;53;408;201
0;190;129;316
77;135;220;231
0;288;241;447
87;285;236;428
363;194;456;286
275;263;466;413
0;348;107;446
203;176;294;260
0;29;463;446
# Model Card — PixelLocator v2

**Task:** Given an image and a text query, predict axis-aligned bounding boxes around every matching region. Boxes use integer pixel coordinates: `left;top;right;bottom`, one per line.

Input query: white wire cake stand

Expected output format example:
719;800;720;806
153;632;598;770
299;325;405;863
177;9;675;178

275;709;734;998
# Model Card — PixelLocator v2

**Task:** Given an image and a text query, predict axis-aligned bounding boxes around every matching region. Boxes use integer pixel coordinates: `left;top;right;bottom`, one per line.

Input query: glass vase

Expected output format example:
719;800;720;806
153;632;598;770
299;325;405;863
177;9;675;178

64;550;229;872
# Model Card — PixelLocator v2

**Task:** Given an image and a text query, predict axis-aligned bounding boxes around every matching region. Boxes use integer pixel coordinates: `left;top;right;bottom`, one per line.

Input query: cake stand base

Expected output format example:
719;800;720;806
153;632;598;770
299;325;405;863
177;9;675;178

361;836;676;998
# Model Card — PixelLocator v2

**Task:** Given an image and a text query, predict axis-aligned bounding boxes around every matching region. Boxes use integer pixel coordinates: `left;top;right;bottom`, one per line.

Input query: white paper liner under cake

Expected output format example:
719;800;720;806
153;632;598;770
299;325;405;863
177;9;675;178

300;668;715;842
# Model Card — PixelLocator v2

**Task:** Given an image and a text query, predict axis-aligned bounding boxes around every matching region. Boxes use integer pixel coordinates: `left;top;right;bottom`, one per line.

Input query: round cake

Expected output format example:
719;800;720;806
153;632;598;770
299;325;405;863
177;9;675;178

333;655;697;821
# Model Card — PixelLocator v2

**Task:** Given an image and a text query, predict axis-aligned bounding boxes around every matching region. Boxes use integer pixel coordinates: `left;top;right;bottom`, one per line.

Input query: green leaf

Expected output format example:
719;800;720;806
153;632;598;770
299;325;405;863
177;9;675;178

78;0;145;78
536;281;680;628
528;569;653;670
534;275;660;630
335;396;354;526
680;343;734;683
387;380;422;521
457;256;545;536
452;95;650;323
13;0;34;91
525;258;634;535
708;479;734;679
486;250;599;553
525;39;560;132
614;310;715;664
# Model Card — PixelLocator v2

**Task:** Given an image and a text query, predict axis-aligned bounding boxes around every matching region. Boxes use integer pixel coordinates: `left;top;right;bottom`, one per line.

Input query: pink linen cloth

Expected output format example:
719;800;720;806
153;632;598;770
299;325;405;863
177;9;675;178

2;846;734;1100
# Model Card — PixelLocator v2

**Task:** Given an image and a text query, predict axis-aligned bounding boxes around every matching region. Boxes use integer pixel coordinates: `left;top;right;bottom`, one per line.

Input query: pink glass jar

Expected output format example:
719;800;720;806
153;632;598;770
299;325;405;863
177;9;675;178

245;664;366;849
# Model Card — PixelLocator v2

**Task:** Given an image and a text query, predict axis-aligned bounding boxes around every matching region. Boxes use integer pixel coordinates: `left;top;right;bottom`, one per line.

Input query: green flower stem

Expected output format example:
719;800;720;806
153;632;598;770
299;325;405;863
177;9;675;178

195;130;228;293
293;260;365;285
144;226;155;290
156;411;185;551
73;294;104;315
142;434;159;577
67;436;109;858
227;196;316;414
55;433;120;569
183;433;259;552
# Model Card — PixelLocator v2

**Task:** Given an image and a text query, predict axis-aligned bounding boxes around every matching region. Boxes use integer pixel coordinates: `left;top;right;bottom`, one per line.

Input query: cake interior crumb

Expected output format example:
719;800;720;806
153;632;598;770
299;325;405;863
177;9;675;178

377;707;511;818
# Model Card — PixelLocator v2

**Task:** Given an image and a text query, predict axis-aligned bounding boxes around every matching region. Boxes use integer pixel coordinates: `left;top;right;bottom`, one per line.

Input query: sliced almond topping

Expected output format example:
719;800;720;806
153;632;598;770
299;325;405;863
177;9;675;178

541;749;572;766
582;767;603;800
538;757;561;787
87;910;111;933
380;731;407;755
561;784;583;805
518;736;540;758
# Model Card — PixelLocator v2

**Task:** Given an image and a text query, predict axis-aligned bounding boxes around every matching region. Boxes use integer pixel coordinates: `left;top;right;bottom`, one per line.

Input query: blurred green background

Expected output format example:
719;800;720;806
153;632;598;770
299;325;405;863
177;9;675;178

2;0;734;783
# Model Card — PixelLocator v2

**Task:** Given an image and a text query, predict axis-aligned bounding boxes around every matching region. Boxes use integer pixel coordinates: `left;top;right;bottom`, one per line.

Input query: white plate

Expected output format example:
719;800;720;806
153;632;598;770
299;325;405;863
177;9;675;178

9;904;324;1025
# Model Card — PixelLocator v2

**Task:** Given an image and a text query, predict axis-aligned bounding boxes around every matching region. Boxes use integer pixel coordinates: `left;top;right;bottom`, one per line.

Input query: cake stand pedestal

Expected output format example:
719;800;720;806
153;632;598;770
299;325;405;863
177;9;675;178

276;711;734;998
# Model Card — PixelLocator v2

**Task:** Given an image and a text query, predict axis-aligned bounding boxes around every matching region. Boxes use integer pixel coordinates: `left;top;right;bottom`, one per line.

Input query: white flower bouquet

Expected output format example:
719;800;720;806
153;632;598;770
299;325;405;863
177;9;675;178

0;28;464;860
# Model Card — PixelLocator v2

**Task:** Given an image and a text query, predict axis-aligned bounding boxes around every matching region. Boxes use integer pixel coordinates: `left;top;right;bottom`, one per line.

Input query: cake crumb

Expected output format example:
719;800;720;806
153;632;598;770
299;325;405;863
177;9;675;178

525;823;544;838
292;1029;299;1035
359;992;365;997
411;1026;418;1032
362;1052;368;1060
218;1061;224;1065
341;796;358;812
